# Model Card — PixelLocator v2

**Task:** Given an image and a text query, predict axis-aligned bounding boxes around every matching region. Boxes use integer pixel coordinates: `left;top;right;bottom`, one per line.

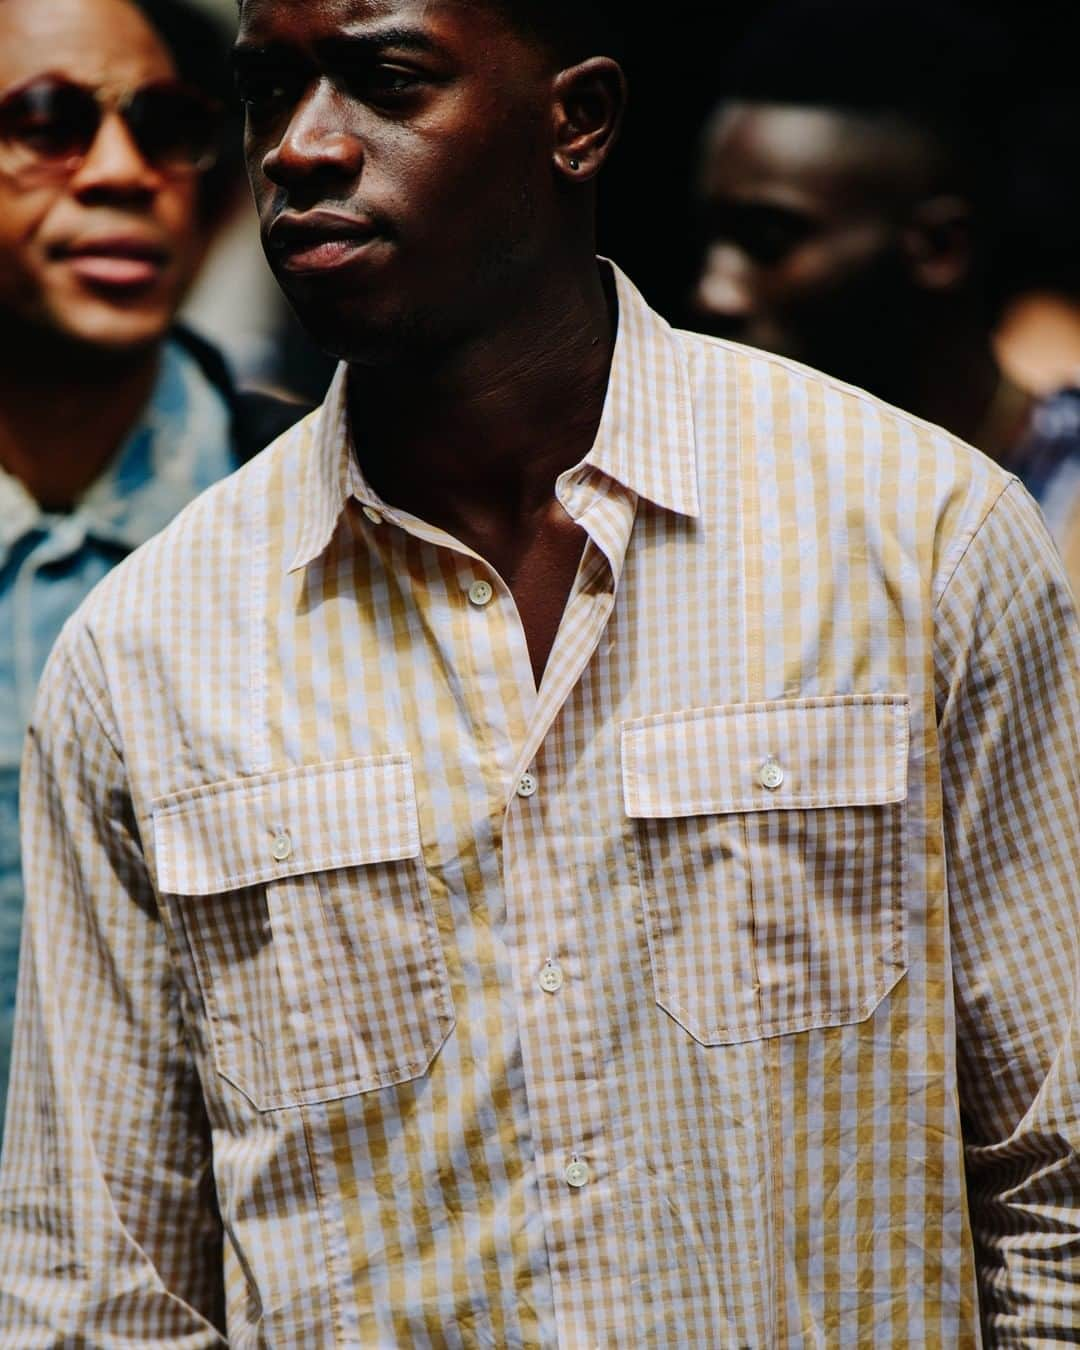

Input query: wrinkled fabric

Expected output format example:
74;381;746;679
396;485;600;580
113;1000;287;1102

1;267;1078;1347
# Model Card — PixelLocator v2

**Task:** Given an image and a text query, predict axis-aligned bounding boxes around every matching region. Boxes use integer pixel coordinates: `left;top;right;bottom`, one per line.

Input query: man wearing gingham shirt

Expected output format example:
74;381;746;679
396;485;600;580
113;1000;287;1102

2;0;1078;1343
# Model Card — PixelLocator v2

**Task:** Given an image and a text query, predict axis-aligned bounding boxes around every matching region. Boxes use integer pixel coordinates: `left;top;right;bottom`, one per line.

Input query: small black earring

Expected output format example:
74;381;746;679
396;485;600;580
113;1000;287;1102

568;156;580;172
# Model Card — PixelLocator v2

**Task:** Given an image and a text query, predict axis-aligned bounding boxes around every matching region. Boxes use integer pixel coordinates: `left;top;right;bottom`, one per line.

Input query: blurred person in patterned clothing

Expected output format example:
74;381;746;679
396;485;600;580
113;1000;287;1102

0;0;304;1128
0;0;1077;1344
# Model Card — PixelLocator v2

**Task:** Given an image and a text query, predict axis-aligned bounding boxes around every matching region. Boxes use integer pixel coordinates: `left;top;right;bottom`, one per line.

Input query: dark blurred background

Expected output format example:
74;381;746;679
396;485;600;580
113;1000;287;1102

599;0;1080;330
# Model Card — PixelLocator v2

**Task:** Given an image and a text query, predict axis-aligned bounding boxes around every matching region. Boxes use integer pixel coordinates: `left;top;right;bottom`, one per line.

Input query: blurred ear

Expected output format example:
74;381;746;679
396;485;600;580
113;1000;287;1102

902;195;973;292
550;56;626;182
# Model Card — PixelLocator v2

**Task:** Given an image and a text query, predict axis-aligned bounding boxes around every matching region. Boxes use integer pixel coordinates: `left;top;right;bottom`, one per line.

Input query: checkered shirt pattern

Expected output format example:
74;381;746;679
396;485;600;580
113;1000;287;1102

1;265;1078;1347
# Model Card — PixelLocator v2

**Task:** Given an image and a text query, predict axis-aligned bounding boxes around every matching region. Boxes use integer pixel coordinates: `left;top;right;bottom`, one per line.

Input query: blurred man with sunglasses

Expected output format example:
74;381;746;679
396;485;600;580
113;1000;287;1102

0;0;304;1129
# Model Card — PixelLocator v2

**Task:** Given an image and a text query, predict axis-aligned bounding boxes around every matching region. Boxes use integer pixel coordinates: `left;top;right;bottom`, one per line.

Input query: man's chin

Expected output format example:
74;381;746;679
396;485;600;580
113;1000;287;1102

41;300;175;356
286;297;429;369
13;309;171;371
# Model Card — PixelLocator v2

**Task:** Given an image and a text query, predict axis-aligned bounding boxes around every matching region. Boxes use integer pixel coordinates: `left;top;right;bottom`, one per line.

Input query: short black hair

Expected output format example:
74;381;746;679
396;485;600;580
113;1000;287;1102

486;0;626;65
717;0;1014;203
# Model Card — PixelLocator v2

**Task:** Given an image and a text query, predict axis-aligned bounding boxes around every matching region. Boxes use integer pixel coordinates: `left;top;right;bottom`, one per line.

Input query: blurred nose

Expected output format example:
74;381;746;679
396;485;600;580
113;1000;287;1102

261;81;365;195
694;242;755;324
68;109;160;203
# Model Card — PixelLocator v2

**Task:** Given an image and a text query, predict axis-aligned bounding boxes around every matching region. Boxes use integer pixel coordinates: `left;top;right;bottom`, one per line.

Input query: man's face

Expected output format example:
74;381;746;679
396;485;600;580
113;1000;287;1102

236;0;561;364
692;102;919;379
0;0;204;355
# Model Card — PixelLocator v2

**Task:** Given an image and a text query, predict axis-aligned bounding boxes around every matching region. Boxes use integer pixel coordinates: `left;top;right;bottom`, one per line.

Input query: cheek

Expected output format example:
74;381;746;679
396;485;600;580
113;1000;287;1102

0;186;58;301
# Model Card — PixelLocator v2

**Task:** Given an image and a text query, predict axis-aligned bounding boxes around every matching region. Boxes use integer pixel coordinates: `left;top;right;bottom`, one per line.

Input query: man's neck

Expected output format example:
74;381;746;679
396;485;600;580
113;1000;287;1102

0;337;162;512
347;262;617;544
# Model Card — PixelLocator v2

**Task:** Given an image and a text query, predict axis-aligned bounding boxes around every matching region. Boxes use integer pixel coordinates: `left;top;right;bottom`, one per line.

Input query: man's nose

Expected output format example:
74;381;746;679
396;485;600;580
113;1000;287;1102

68;109;160;202
694;242;756;322
261;81;365;192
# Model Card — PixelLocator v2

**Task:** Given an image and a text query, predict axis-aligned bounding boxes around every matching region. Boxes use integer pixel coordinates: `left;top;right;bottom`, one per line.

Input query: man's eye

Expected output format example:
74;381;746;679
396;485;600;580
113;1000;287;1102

743;222;807;267
235;73;295;115
698;205;816;268
344;65;424;104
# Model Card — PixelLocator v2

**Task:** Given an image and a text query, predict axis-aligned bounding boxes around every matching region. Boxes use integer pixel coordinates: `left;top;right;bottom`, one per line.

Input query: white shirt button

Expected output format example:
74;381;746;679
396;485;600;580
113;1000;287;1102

468;579;494;607
758;756;784;791
362;505;382;526
564;1159;590;1188
538;961;564;994
516;772;538;798
271;830;293;862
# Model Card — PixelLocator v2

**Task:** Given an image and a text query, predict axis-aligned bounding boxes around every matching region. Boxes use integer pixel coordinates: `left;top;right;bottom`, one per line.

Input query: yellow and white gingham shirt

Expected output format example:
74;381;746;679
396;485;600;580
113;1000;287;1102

2;266;1079;1347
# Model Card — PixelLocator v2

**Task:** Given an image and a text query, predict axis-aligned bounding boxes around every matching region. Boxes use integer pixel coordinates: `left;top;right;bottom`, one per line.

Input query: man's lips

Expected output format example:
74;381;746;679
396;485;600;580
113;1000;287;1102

51;235;170;288
267;211;384;275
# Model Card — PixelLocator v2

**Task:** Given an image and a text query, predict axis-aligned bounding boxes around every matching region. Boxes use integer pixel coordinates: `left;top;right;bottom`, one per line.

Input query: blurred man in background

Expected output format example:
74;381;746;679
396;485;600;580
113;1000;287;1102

0;0;303;1127
690;0;1080;595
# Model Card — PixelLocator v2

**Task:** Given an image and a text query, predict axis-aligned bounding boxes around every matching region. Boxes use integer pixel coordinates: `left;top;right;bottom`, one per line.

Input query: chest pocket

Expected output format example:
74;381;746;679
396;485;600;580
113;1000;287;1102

152;755;455;1112
622;695;909;1045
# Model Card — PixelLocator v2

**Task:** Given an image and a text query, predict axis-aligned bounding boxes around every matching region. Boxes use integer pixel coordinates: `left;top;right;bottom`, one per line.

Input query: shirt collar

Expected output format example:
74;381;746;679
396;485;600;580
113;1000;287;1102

577;263;700;518
287;260;700;574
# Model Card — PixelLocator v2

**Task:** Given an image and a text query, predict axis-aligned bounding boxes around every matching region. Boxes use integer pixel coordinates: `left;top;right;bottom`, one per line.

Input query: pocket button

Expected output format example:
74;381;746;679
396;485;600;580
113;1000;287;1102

758;756;784;791
271;830;293;862
564;1159;590;1188
538;960;564;993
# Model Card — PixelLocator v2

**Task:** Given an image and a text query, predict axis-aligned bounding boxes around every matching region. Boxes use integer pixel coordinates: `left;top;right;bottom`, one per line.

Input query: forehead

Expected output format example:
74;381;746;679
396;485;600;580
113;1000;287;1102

0;0;175;89
238;0;522;55
700;102;926;214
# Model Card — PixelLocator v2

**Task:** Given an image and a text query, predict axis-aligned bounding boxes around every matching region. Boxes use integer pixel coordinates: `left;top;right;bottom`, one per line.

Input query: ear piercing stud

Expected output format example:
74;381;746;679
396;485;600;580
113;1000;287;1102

568;156;580;171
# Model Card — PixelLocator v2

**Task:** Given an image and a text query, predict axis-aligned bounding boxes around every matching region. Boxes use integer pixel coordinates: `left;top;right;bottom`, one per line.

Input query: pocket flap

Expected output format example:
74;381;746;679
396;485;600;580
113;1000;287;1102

622;695;909;819
152;755;420;895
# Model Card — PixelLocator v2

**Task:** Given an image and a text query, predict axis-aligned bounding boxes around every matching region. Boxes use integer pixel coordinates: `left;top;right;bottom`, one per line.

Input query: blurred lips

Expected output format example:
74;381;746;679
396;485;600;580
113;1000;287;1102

267;210;384;275
51;233;170;288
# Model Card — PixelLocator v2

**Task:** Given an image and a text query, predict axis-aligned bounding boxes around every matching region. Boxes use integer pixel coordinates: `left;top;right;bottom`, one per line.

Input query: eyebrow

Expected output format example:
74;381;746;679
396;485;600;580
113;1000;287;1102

322;27;445;58
232;26;444;69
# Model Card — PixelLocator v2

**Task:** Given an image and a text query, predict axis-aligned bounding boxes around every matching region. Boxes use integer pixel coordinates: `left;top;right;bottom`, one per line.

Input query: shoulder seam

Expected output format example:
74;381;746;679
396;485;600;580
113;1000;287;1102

53;628;125;765
932;477;1020;615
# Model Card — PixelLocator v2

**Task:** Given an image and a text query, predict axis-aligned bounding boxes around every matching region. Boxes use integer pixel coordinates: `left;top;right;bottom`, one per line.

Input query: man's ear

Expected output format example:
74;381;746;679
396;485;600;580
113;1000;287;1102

551;57;626;181
902;195;974;292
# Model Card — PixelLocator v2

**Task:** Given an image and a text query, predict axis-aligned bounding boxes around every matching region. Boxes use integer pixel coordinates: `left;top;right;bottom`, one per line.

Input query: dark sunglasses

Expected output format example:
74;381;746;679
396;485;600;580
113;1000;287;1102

0;75;224;182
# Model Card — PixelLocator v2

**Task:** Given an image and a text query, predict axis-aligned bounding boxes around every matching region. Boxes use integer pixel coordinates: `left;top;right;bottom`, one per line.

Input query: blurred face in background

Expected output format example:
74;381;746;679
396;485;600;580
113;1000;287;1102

691;101;941;384
0;0;206;356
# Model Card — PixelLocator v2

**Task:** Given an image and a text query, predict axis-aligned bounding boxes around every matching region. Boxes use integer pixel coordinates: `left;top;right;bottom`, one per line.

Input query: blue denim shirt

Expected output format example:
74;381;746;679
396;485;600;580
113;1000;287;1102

0;338;235;1126
1015;385;1080;546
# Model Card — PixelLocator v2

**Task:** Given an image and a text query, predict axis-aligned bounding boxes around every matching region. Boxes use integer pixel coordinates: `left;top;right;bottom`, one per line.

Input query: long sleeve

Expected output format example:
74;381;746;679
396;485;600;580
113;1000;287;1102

0;628;226;1347
936;480;1080;1343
